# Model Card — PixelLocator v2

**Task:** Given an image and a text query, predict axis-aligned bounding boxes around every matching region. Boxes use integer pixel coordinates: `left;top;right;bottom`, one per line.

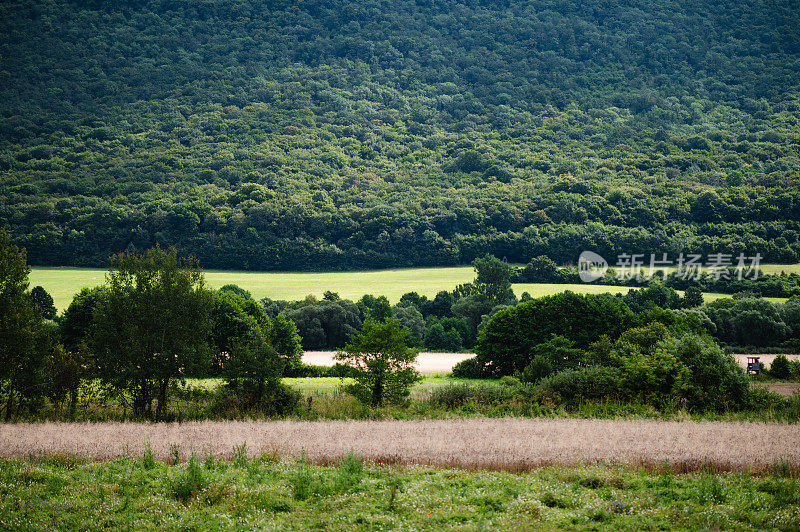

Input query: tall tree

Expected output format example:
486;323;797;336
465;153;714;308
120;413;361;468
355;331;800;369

90;246;212;420
0;229;48;420
29;286;56;320
335;317;420;406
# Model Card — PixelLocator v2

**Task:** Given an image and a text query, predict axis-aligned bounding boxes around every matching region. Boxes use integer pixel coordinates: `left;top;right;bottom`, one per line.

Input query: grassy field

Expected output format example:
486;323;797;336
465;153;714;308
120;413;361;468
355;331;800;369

3;456;798;531
187;375;495;396
30;266;790;311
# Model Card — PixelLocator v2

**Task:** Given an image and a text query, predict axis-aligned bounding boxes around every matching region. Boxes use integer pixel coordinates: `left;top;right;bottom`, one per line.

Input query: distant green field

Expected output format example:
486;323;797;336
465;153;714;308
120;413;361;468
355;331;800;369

30;266;474;311
30;266;789;312
187;376;495;396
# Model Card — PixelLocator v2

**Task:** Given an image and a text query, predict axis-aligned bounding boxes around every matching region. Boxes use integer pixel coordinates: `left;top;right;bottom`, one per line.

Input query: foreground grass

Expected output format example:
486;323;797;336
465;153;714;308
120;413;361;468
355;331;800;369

1;456;798;531
31;266;785;312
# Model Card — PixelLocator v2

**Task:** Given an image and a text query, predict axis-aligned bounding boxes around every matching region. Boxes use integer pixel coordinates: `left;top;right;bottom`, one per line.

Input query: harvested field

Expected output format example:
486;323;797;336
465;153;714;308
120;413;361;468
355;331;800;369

732;353;800;370
303;351;474;374
2;419;798;473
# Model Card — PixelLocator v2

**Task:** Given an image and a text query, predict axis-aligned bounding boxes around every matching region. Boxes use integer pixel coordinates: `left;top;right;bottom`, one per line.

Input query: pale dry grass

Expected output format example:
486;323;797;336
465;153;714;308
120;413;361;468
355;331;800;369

303;351;474;374
1;419;798;473
731;353;800;370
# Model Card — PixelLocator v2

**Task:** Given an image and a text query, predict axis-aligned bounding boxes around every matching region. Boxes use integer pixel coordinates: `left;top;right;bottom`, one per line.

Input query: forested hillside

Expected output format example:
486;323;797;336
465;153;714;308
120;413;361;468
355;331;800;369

1;0;799;269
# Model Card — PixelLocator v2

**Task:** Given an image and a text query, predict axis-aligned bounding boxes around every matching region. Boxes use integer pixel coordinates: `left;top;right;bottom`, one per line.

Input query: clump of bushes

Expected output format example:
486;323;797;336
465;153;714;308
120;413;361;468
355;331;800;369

210;382;301;418
767;355;800;380
428;383;516;409
531;367;622;406
451;357;487;378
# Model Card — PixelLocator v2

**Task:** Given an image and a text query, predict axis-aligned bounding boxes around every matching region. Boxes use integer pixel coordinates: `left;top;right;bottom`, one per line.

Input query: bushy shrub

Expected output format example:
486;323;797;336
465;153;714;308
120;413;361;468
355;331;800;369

769;355;792;380
477;292;634;376
520;335;582;383
211;381;300;417
618;351;689;408
427;383;514;409
657;334;749;412
746;386;788;411
450;356;486;378
283;363;349;378
169;454;208;503
521;355;553;384
532;367;623;405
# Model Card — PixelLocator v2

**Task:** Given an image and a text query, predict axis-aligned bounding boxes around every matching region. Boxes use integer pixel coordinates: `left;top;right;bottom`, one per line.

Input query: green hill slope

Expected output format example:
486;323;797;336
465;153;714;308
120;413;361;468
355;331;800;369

1;0;799;269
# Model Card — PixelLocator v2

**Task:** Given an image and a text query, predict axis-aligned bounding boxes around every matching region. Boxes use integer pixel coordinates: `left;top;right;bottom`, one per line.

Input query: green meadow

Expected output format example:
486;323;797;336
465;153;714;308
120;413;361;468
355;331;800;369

29;266;790;312
1;456;798;531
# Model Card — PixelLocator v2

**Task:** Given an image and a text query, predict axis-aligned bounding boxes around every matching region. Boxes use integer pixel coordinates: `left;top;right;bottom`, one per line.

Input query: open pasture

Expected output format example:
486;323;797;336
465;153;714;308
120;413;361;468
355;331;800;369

30;266;787;312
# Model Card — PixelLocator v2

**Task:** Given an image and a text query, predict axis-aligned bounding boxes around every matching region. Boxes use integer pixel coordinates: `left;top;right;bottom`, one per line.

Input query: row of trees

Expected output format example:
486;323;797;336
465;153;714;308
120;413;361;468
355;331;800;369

5;237;796;419
462;291;750;412
519;255;800;299
1;236;421;420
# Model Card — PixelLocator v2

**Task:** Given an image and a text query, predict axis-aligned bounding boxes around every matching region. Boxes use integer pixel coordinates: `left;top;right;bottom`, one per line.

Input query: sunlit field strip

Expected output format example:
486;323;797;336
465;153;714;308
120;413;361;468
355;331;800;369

30;266;788;312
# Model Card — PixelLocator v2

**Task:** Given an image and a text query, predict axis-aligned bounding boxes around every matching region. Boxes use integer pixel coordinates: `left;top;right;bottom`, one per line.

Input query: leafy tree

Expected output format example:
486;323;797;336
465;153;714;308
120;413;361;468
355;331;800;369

209;290;260;374
90;247;213;420
60;287;107;351
424;321;463;352
704;298;790;347
656;333;748;412
287;299;362;349
219;284;252;300
222;321;299;414
428;291;454;318
521;256;561;283
0;229;49;420
520;335;583;383
682;286;704;308
476;292;634;376
769;354;792;380
392;304;425;346
29;286;56;319
358;294;392;320
472;254;516;305
335;317;420;406
268;314;304;370
45;343;89;418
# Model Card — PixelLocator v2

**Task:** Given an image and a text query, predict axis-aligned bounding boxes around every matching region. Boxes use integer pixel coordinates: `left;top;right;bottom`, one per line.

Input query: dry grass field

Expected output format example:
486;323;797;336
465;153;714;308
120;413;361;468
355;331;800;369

3;419;798;474
731;353;800;370
303;351;474;374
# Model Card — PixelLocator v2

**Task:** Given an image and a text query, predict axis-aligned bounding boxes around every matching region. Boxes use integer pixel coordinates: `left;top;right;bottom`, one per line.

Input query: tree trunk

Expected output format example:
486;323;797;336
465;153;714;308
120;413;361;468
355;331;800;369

3;388;14;422
68;388;78;419
155;378;169;421
371;374;383;407
255;379;265;408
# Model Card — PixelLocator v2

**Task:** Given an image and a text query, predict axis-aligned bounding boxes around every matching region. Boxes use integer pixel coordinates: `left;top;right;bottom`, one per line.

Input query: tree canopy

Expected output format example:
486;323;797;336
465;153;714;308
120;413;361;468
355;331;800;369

0;0;798;269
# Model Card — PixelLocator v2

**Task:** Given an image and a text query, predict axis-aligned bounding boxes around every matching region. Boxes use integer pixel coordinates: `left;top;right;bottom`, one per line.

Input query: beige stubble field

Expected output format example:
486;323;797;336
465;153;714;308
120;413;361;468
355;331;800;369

2;418;797;474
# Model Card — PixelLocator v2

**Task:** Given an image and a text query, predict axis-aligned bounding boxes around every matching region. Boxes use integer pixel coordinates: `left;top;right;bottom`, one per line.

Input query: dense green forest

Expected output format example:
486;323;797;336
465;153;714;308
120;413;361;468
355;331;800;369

1;0;799;269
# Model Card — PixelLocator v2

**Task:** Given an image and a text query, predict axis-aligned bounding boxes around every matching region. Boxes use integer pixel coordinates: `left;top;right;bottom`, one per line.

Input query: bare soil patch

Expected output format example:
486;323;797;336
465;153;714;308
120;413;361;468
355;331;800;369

754;381;800;397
